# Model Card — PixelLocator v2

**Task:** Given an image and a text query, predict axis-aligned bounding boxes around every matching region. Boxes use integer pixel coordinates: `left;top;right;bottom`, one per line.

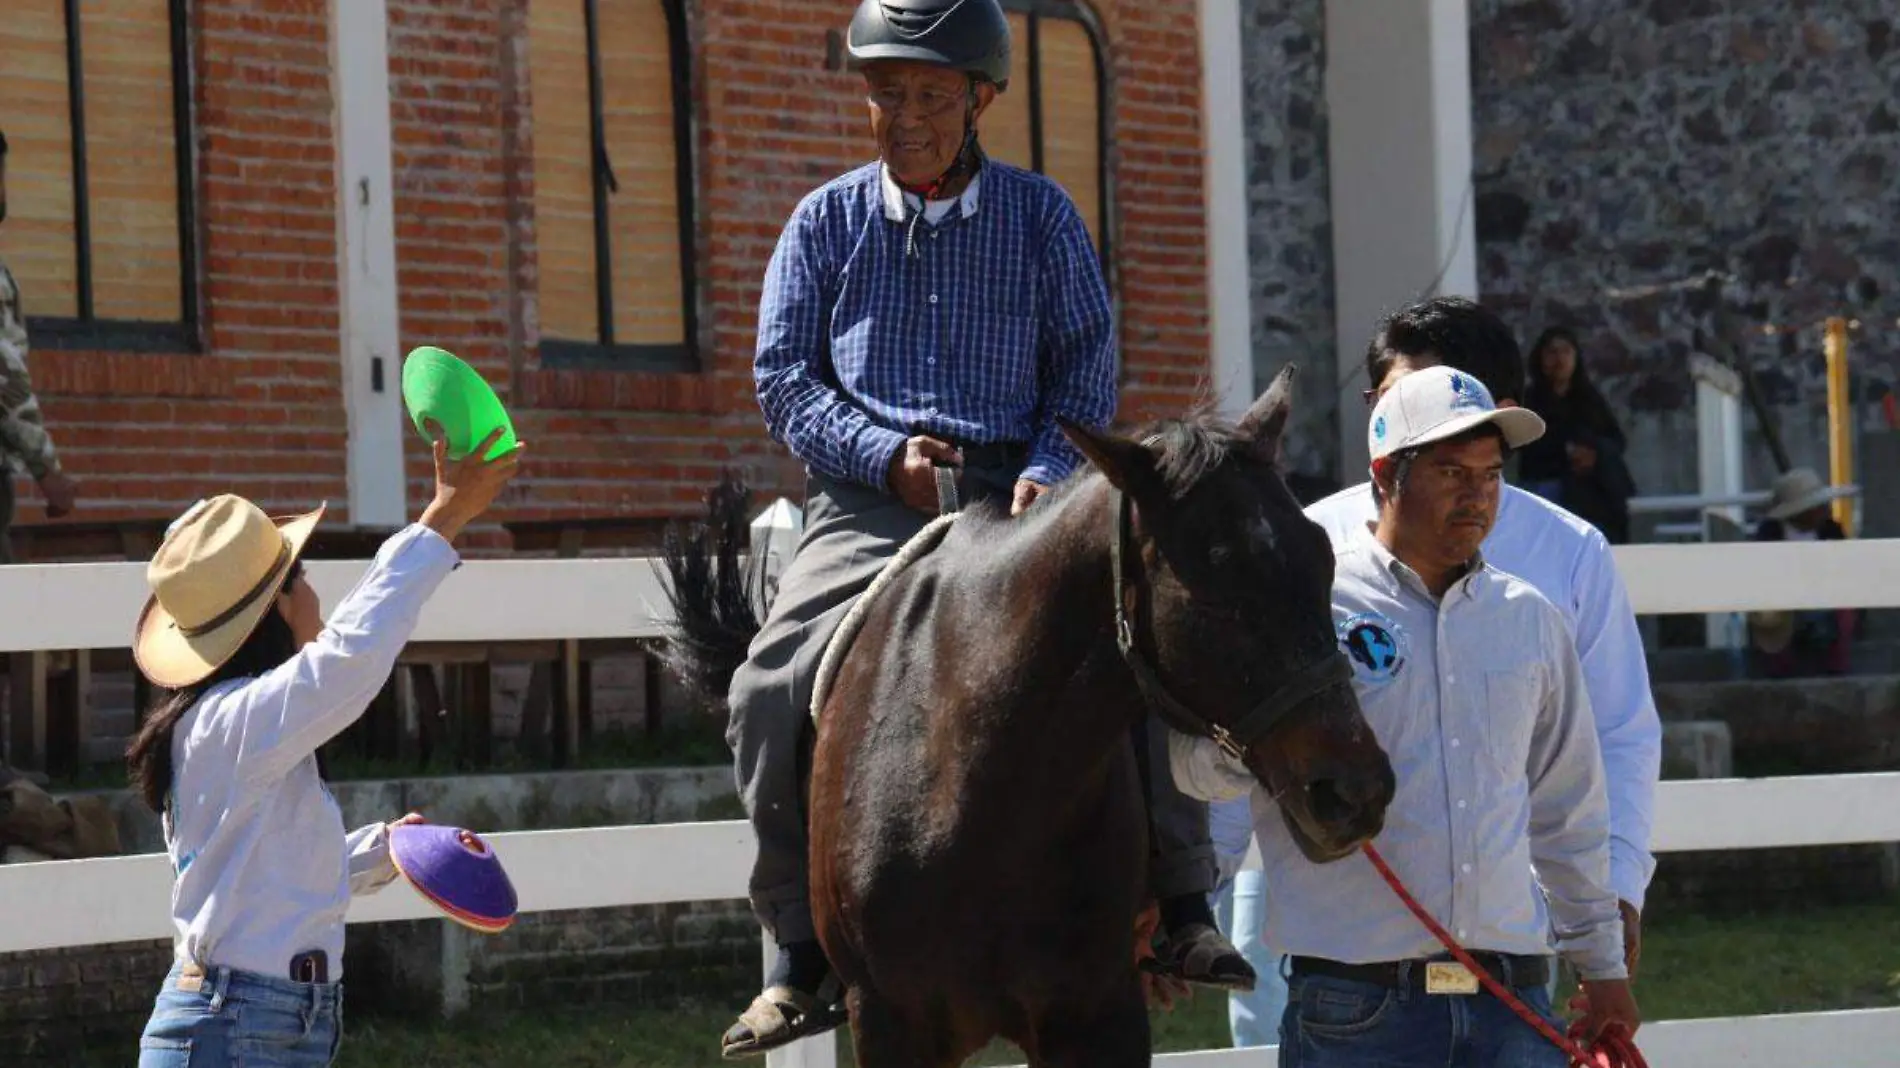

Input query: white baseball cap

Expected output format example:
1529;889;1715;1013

1368;365;1545;463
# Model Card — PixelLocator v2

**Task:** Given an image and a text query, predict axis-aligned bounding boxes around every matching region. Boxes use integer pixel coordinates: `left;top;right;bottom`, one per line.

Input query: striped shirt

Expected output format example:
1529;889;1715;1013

1171;525;1627;981
753;158;1117;490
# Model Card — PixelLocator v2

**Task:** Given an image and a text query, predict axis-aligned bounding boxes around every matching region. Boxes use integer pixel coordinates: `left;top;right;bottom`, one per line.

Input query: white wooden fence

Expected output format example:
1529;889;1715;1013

2;538;1899;1066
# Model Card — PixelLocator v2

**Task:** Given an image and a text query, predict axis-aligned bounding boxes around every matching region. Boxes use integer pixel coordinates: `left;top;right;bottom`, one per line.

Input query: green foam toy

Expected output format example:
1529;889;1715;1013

401;346;518;461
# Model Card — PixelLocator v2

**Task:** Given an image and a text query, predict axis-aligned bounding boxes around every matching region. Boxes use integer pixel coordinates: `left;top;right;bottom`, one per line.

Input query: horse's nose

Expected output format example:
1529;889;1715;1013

1335;763;1394;810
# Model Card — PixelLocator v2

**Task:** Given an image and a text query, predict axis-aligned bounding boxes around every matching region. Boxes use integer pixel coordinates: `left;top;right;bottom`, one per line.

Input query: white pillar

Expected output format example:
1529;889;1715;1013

1324;0;1477;476
1691;354;1747;648
329;0;407;527
1199;0;1256;418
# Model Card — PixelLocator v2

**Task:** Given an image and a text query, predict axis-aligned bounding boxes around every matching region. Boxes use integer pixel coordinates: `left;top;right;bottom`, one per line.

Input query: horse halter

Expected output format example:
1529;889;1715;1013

1107;487;1355;762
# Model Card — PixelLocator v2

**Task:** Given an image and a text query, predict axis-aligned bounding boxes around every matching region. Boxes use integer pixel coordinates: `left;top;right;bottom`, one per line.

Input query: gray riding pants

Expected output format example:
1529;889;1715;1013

726;463;1218;945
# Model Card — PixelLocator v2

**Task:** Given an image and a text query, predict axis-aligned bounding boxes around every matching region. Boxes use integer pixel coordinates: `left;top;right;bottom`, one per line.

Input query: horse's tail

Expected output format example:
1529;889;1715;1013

656;470;765;717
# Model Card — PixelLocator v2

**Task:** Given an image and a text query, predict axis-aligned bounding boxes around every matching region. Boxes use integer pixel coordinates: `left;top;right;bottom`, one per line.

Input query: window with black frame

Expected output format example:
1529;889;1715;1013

0;0;198;352
529;0;697;372
986;1;1110;263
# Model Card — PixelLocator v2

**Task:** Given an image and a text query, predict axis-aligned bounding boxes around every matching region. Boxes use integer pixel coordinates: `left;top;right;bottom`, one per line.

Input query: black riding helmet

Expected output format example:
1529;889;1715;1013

846;0;1012;92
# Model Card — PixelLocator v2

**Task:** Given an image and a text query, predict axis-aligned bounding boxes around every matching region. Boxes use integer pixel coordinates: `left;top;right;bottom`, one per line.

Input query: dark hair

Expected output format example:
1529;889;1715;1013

126;561;305;813
1364;297;1525;405
0;128;8;157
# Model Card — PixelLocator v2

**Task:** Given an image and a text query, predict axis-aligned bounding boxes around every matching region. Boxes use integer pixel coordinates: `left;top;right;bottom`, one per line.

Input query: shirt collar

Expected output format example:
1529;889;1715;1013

879;163;984;223
1354;522;1487;604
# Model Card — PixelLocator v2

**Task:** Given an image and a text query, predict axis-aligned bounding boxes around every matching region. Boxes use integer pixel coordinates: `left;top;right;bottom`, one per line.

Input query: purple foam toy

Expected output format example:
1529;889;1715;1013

388;824;519;933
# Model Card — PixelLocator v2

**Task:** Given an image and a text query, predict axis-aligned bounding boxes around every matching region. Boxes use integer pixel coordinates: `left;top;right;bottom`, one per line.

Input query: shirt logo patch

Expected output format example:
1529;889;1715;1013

1339;612;1407;685
1372;415;1387;442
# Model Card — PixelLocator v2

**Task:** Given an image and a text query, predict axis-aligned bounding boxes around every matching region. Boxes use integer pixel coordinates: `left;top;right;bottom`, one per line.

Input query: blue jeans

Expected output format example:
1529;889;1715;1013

1211;868;1290;1047
1280;969;1568;1068
138;960;342;1067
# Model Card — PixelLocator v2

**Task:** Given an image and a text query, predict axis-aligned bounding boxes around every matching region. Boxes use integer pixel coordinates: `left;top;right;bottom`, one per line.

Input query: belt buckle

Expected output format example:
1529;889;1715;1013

1424;960;1479;996
176;962;206;993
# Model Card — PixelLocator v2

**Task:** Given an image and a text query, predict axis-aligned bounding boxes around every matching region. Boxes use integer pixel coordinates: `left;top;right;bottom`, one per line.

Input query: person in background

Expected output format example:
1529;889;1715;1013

1209;803;1286;1047
0;127;80;562
127;430;520;1067
1747;466;1860;677
1517;327;1633;545
1304;298;1658;989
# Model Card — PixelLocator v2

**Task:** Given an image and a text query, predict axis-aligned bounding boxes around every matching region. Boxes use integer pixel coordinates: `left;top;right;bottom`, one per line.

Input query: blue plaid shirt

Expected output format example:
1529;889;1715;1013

754;159;1117;489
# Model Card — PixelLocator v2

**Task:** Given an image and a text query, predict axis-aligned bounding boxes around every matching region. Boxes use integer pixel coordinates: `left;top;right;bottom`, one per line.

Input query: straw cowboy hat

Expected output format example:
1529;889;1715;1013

1764;467;1858;521
133;495;325;689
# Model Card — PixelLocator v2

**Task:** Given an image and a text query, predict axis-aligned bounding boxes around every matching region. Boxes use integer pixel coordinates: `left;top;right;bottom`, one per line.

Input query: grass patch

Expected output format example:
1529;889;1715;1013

311;901;1900;1067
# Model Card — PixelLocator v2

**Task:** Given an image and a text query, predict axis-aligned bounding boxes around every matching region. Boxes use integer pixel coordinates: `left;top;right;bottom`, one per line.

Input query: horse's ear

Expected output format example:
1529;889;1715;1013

1236;363;1298;464
1060;419;1158;497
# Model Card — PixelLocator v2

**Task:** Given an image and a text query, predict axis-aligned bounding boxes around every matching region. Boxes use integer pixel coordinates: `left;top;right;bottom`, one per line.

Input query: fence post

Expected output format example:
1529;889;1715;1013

1690;354;1746;649
761;935;840;1068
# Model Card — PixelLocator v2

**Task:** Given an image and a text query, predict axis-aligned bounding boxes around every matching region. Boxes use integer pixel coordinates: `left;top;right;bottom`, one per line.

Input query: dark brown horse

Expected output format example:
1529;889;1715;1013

662;368;1395;1066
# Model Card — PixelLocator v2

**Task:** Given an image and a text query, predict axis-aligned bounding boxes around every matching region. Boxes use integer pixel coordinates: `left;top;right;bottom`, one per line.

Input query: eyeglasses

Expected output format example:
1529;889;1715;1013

866;85;968;120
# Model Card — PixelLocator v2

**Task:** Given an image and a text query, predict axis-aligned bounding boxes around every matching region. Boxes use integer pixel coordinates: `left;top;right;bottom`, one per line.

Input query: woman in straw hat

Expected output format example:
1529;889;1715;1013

126;430;520;1067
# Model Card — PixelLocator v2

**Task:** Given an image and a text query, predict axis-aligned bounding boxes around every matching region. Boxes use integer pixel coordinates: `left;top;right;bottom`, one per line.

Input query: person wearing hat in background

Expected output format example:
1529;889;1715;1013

1171;365;1640;1067
125;430;519;1067
721;0;1247;1055
1747;467;1861;678
0;126;81;561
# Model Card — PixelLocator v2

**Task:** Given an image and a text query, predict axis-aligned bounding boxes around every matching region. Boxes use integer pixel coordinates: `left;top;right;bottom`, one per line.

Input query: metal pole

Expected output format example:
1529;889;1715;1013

1824;317;1855;536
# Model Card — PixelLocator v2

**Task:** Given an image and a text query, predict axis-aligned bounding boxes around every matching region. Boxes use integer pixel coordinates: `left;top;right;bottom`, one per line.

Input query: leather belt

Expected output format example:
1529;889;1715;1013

1289;952;1550;991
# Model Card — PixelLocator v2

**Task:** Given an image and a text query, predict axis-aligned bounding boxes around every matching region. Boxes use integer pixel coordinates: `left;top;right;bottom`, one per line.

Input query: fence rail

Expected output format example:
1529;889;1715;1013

4;537;1900;1066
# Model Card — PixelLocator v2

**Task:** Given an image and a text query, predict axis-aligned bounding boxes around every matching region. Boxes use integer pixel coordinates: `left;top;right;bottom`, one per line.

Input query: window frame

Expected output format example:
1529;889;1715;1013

24;0;201;354
998;0;1113;272
536;0;700;373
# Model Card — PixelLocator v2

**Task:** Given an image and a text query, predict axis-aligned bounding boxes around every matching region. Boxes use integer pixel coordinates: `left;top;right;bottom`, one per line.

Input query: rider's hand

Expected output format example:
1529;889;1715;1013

419;428;523;542
1010;478;1046;517
885;435;962;514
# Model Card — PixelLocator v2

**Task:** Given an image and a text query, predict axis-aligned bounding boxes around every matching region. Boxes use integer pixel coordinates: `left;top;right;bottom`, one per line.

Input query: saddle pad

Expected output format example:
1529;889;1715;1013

809;512;960;724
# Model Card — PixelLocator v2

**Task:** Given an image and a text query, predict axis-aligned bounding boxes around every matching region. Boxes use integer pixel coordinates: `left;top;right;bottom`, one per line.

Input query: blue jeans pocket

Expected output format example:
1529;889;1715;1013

1295;978;1395;1038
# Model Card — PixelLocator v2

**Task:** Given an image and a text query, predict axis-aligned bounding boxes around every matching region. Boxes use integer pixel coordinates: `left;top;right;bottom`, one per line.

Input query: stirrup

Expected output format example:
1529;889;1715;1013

720;974;849;1059
1143;922;1258;992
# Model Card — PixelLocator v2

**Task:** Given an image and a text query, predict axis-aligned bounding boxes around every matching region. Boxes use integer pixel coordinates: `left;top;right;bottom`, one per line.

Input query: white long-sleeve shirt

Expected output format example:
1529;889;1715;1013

162;524;458;979
1173;529;1627;981
1303;482;1660;909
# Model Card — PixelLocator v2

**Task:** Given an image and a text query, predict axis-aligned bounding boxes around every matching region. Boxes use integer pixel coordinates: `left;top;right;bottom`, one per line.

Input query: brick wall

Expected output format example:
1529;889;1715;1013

13;0;1210;543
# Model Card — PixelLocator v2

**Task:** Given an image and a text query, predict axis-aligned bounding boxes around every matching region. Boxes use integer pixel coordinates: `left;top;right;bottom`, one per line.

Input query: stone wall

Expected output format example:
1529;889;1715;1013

1239;2;1900;502
1241;0;1340;483
1470;1;1900;514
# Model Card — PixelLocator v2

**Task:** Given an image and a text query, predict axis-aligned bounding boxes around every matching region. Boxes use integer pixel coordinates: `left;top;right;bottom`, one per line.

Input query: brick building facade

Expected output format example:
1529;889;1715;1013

0;0;1212;544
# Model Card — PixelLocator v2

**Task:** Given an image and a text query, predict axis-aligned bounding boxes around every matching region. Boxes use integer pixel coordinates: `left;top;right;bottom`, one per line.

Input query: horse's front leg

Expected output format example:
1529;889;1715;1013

1030;979;1153;1068
846;986;973;1068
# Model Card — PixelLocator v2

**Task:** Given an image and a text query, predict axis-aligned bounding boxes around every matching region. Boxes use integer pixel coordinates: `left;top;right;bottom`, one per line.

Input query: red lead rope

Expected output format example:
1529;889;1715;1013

1359;843;1649;1068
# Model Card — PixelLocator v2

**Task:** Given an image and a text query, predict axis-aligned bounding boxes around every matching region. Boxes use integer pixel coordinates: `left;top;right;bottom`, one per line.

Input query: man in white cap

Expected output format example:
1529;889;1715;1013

1172;364;1639;1067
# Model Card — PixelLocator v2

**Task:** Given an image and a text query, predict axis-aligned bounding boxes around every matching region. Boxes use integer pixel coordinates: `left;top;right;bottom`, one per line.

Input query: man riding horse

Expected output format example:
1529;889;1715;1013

720;0;1250;1055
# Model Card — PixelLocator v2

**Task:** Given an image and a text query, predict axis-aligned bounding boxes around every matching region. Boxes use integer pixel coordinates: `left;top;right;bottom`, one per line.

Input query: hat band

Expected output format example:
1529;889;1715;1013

176;537;293;638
